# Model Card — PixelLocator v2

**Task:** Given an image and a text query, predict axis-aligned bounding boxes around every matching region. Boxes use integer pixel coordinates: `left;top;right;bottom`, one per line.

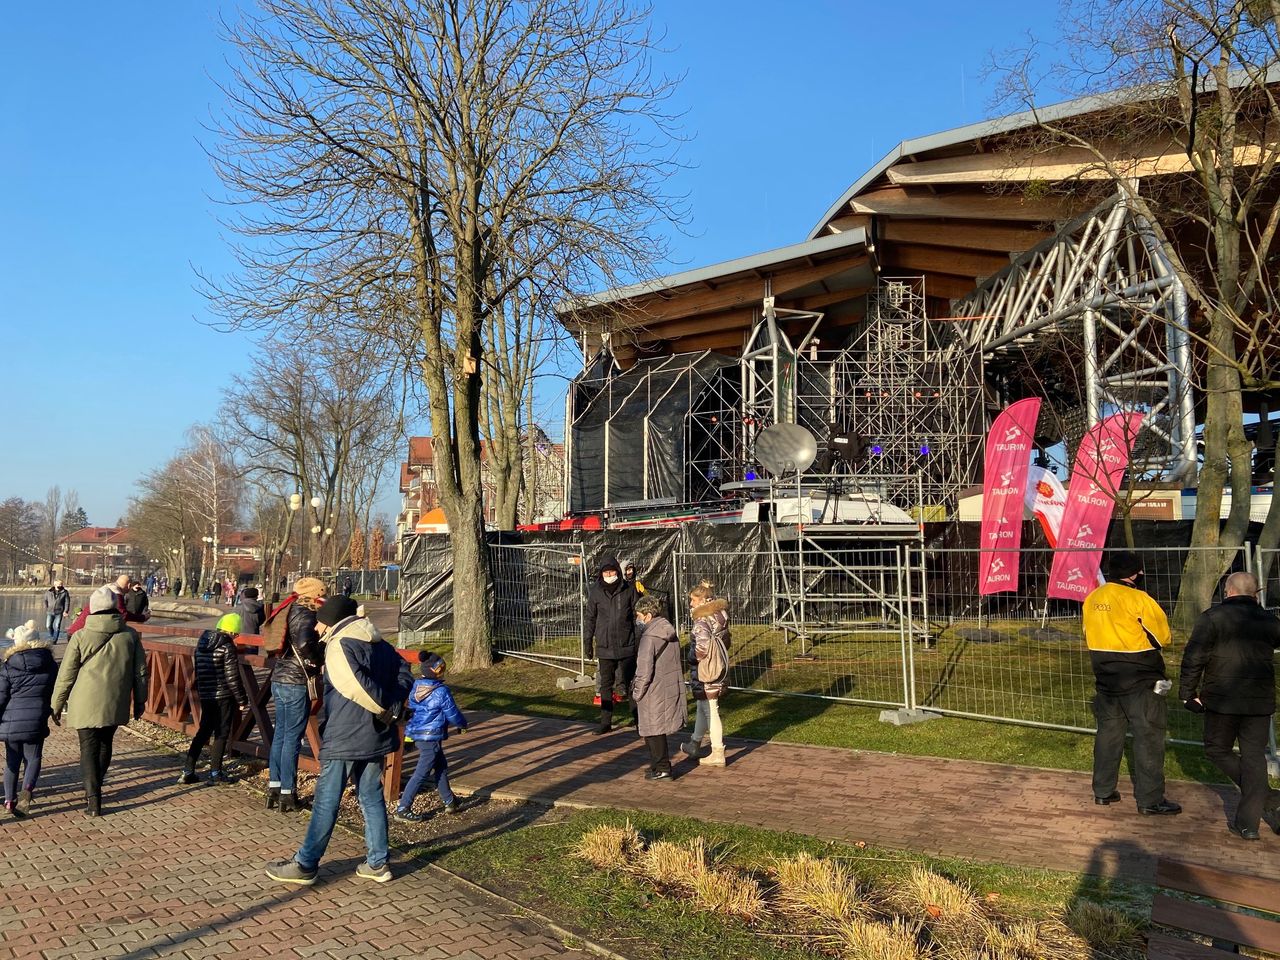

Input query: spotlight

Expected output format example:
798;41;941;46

870;443;883;456
919;444;930;456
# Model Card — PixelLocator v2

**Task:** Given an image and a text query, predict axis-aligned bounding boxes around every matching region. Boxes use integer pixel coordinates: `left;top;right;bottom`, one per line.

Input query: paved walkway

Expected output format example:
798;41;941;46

0;726;590;960
444;711;1280;884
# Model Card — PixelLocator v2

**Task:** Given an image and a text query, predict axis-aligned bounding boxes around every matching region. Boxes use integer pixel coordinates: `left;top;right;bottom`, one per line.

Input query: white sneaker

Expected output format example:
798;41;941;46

356;862;392;883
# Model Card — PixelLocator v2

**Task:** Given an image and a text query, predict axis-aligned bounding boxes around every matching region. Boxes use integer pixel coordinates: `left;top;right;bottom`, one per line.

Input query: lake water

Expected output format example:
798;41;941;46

0;591;93;644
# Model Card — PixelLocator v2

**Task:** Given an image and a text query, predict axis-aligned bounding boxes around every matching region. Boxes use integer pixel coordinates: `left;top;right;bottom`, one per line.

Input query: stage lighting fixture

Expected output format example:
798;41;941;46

919;444;930;456
870;443;883;456
744;470;758;481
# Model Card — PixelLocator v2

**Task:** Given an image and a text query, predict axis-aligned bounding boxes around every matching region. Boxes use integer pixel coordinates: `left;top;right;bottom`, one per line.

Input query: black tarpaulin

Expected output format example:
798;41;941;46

569;352;737;513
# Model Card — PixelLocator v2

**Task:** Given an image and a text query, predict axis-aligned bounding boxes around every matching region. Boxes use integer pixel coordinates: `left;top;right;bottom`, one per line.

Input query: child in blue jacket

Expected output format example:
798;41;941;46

393;653;467;821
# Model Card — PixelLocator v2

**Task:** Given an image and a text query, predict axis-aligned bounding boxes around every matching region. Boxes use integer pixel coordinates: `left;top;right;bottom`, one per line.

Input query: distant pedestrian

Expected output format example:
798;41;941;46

583;556;637;735
123;580;150;623
394;653;466;822
267;596;413;885
266;576;327;813
50;586;147;817
180;613;249;786
173;577;183;598
43;579;72;642
341;575;353;597
681;579;731;768
1179;571;1280;840
631;594;685;781
0;622;58;817
1083;551;1180;816
236;586;264;636
622;562;645;595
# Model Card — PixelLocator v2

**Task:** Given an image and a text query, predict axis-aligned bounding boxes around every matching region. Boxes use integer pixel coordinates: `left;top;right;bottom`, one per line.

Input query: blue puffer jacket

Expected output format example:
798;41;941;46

0;639;58;743
403;678;466;742
318;616;414;761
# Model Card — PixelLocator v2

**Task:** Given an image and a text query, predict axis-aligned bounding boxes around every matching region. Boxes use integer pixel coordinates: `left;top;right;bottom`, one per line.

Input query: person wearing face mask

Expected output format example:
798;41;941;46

1082;551;1180;816
583;556;638;735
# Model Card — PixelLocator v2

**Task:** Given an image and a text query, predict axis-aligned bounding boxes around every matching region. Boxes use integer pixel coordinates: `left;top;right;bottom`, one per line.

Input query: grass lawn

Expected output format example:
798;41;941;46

416;640;1234;785
423;806;1151;960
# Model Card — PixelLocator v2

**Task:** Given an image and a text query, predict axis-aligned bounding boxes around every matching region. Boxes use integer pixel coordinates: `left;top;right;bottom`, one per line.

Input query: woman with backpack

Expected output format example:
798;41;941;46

681;579;731;768
264;576;326;812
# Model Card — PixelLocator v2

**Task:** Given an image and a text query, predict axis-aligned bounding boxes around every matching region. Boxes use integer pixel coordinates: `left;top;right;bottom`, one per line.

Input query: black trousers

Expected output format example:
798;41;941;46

645;735;671;774
77;726;118;800
598;657;636;712
1092;688;1167;808
187;699;237;771
1203;711;1279;831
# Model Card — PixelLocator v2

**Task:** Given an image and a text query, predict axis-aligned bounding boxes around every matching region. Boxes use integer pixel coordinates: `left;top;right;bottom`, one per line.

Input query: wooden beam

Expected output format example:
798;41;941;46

886;242;1013;278
827;213;871;234
676;329;752;352
911;273;982;300
883;140;1276;186
881;219;1054;254
607;251;869;325
849;186;1082;222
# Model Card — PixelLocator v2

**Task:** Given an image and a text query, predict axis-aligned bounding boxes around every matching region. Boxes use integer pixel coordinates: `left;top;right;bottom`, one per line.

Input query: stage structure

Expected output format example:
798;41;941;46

567;276;986;520
951;194;1198;481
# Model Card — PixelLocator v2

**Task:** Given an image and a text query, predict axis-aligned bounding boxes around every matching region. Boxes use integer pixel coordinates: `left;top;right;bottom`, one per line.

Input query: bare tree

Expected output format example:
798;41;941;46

992;0;1280;623
38;486;63;580
206;0;681;666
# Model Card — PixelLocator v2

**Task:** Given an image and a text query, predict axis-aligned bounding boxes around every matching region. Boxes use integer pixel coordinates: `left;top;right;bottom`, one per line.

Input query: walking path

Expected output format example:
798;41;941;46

444;711;1280;884
0;725;591;960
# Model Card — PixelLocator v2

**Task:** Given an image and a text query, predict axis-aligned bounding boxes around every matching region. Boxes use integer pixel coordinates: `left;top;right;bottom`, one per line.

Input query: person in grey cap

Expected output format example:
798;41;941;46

51;585;147;817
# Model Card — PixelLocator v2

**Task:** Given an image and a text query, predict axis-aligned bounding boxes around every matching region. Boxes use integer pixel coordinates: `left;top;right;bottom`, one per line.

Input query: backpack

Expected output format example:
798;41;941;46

259;595;297;655
700;631;729;685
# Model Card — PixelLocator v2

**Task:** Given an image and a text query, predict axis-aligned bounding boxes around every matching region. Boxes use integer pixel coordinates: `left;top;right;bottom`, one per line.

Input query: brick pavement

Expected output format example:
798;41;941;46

443;711;1280;884
0;725;592;960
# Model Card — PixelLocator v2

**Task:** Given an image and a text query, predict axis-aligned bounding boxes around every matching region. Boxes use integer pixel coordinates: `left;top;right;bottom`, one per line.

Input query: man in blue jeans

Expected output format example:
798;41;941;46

267;596;413;884
44;580;71;641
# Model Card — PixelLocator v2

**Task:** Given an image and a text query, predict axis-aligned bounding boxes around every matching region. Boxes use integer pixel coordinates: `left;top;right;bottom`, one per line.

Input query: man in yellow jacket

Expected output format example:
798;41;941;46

1082;551;1181;816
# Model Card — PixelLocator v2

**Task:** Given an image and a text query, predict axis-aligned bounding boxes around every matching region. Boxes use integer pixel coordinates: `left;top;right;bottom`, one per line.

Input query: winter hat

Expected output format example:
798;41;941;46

89;585;118;614
1106;551;1143;581
216;612;243;635
11;620;37;644
294;576;326;601
420;652;446;678
316;595;359;626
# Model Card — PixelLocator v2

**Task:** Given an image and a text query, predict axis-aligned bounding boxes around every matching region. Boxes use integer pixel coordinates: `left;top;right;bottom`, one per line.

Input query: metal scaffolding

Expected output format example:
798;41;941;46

952;193;1198;481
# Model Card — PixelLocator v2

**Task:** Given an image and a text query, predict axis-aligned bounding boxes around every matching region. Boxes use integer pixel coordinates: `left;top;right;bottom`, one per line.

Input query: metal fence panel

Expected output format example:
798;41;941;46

332;567;400;598
490;542;586;674
675;544;911;710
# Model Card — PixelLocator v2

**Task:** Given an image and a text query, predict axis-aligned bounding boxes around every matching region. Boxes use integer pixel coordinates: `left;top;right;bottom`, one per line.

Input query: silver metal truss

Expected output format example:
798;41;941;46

740;294;823;431
952;193;1198;481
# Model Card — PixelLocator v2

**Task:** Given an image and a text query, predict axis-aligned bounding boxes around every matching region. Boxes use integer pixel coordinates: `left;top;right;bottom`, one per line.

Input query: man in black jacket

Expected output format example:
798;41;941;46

1180;571;1280;840
584;556;638;735
44;579;72;641
267;596;413;885
180;613;249;785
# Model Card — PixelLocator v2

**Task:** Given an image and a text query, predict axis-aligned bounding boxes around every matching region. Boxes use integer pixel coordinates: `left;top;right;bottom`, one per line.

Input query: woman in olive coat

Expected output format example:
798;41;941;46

51;586;147;817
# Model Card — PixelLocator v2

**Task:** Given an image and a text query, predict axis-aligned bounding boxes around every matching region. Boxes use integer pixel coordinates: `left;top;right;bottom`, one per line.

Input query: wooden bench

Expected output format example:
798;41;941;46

1148;858;1280;958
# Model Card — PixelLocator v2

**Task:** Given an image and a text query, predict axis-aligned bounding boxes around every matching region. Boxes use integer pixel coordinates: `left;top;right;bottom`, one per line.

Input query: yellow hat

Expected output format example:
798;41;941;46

294;577;326;601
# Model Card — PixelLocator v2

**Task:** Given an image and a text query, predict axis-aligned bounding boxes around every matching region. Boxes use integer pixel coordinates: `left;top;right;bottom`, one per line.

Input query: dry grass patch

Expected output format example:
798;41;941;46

693;869;767;923
773;852;868;926
1063;899;1143;955
898;866;980;924
837;918;925;960
572;820;643;869
639;837;710;888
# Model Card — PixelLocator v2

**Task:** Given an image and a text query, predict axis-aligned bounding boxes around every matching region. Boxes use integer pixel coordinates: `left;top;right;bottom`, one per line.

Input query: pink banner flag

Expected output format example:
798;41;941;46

1047;412;1146;601
978;398;1041;595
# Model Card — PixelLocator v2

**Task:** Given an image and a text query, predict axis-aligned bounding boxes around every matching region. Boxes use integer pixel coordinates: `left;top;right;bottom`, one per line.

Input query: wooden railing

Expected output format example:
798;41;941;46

136;623;409;801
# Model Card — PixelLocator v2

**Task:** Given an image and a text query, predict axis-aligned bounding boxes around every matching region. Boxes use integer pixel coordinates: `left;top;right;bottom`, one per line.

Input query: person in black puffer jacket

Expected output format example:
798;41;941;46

0;622;58;817
236;586;264;636
180;613;250;785
583;556;638;735
267;576;326;812
1179;571;1280;839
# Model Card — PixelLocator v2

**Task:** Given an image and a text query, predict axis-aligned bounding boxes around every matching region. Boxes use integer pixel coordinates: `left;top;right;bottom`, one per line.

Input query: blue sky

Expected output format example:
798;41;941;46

0;1;1062;528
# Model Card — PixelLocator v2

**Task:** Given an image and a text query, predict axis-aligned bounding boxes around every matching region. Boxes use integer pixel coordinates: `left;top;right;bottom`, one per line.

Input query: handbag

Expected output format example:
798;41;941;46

291;641;322;703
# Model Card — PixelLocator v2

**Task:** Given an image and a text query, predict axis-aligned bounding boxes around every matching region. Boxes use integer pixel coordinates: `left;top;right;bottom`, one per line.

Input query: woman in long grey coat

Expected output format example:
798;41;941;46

631;594;686;781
